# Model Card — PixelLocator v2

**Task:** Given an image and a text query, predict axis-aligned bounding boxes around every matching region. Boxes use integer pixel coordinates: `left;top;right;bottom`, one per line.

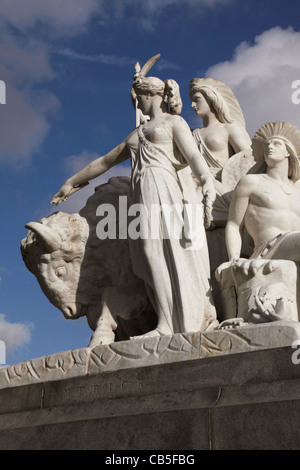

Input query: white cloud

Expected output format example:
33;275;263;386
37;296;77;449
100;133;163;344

145;0;232;9
0;0;100;168
205;27;300;137
0;26;59;167
64;150;104;175
0;0;234;167
110;0;233;31
0;2;122;167
54;48;134;67
0;0;104;168
53;48;181;72
0;314;33;357
0;80;52;167
113;0;232;15
0;0;101;36
0;33;54;84
0;0;231;36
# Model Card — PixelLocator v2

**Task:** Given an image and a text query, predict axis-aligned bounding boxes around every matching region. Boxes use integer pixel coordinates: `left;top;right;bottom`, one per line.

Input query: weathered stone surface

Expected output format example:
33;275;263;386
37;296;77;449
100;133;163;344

0;382;43;415
211;401;300;450
201;321;300;357
1;321;300;390
0;408;211;451
218;122;300;327
0;347;90;389
87;332;201;375
1;346;300;449
21;177;157;349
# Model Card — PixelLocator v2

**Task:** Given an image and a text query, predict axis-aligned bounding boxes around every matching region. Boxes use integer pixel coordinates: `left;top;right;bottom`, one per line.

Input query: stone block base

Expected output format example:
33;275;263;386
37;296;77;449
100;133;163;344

1;322;300;449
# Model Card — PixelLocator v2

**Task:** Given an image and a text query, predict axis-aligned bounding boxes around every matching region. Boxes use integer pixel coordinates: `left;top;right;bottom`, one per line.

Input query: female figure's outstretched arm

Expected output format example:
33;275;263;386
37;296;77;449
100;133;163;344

51;134;133;205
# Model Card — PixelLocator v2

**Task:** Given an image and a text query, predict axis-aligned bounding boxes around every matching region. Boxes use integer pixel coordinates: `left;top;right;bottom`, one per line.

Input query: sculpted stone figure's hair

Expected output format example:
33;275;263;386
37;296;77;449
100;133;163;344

189;77;246;127
132;76;182;115
251;121;300;182
163;79;182;115
131;53;182;115
133;76;165;97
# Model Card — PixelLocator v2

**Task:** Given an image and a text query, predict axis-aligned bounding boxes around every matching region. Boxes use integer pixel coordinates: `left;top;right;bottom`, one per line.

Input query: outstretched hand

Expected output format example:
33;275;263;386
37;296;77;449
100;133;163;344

50;181;89;205
51;182;74;205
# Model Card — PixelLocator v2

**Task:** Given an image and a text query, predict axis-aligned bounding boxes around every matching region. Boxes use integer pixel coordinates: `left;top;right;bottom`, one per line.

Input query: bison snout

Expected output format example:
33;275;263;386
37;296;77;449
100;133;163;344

61;303;83;319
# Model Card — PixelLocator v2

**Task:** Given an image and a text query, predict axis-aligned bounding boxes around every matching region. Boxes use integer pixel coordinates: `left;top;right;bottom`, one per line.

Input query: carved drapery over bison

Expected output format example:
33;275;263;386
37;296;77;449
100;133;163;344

21;177;157;347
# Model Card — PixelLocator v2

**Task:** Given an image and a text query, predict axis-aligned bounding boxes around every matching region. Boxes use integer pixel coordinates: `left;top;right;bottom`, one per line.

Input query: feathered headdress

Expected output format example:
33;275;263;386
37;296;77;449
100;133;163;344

131;54;161;126
251;121;300;181
133;53;161;86
189;77;246;127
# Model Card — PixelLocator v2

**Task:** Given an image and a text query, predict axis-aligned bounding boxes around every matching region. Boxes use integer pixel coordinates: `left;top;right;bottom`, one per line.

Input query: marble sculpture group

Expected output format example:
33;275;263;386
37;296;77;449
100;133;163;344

21;54;300;348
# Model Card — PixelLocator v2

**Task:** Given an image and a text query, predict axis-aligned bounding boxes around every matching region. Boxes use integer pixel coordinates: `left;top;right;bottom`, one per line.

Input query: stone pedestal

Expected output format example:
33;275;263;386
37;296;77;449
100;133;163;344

1;322;300;450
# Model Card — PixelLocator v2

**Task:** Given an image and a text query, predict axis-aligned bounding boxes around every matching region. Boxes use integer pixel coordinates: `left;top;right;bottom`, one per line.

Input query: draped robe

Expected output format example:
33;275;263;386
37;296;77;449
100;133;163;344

126;124;217;335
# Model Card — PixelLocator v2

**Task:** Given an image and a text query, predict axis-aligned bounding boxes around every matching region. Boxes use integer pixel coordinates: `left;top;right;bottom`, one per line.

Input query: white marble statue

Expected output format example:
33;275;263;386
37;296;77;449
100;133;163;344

217;121;300;326
189;77;254;318
22;177;157;347
189;77;253;228
51;54;218;339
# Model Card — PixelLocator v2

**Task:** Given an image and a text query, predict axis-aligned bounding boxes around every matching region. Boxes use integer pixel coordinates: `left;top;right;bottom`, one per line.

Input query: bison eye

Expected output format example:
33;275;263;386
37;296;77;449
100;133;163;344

56;267;66;278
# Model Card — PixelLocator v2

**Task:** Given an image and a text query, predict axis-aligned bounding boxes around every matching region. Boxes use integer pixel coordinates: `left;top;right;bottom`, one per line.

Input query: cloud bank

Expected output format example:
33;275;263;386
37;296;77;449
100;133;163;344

0;314;33;360
0;29;58;167
205;26;300;137
0;0;101;35
0;1;298;169
0;1;101;167
0;0;235;168
102;0;233;31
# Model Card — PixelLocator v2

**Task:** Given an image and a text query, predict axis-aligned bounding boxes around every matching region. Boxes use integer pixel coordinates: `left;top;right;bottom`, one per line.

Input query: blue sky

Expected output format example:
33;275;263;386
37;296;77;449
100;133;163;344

1;0;300;365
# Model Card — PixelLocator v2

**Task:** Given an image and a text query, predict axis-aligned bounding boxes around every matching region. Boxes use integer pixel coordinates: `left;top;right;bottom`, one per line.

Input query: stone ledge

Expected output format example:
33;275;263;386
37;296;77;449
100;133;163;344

1;320;300;390
1;344;300;449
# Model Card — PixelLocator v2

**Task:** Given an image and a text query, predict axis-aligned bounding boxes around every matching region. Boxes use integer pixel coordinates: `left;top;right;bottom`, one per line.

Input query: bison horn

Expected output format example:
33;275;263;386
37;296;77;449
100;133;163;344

25;222;61;252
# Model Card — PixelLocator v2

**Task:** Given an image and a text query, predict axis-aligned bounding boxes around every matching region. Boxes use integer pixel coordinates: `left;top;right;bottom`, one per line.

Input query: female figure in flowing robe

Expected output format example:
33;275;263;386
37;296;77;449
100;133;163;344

51;56;218;338
189;78;253;228
189;78;253;319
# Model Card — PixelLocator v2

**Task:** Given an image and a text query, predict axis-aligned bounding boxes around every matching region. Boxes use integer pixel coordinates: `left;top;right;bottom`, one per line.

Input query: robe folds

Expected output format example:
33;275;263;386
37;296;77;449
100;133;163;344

126;124;217;335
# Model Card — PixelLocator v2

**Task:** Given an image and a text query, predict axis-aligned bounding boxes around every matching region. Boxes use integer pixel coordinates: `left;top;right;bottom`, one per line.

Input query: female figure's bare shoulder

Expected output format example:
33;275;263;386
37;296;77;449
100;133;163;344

166;114;191;132
125;128;138;145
